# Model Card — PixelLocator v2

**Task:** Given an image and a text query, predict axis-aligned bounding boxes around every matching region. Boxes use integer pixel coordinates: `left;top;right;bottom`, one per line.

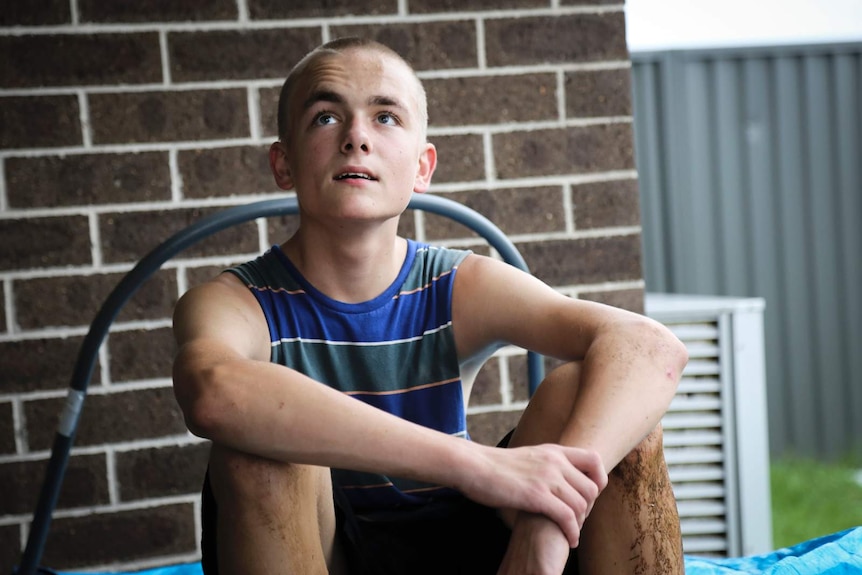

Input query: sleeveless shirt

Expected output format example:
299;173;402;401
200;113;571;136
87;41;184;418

227;240;472;514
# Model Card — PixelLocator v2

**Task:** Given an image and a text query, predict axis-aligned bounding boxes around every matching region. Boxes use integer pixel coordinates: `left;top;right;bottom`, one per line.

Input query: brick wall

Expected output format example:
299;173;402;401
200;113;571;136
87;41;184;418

1;1;642;571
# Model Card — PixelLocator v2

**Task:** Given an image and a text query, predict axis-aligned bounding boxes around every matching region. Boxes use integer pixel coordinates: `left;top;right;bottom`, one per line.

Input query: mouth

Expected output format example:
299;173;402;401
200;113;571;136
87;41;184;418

334;171;377;182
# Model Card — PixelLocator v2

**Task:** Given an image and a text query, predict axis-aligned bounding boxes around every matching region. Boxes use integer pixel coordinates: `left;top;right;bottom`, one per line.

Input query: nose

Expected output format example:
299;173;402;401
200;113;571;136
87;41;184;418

341;117;371;153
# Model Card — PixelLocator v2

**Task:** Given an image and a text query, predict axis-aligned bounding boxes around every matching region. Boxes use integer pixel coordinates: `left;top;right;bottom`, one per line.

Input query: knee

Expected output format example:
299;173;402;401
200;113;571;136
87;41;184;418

209;446;324;506
612;424;667;481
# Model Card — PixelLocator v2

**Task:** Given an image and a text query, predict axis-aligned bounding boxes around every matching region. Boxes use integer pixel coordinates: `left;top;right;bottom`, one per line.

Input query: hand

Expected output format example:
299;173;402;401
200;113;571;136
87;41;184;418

497;513;572;575
457;443;607;547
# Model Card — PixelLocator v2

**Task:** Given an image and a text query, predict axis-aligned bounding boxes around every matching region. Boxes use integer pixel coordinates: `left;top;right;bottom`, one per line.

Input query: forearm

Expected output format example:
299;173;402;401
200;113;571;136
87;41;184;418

561;321;687;470
174;352;475;487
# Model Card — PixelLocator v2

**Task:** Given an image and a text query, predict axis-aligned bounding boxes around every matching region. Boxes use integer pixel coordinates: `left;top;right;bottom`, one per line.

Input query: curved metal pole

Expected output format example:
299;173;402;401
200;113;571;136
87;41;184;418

16;193;543;575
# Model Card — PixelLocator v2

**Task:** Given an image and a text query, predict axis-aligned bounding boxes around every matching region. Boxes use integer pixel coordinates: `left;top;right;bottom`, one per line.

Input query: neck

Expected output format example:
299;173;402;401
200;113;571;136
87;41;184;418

281;222;408;303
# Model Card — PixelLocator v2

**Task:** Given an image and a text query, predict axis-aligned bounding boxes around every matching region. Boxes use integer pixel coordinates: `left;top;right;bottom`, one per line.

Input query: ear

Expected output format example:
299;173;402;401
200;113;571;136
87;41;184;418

413;142;437;194
269;141;295;190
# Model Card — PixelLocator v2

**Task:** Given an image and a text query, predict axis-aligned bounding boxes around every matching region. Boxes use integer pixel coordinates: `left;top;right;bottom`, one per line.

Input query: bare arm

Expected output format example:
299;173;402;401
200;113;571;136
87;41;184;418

172;272;603;543
453;253;688;472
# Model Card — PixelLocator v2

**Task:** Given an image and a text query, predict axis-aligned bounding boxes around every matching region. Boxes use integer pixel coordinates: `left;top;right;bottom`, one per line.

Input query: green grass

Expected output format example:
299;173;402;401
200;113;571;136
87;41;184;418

770;454;862;549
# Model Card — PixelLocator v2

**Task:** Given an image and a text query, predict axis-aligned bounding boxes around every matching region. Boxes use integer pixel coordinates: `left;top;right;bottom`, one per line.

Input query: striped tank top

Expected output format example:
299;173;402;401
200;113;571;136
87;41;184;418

227;240;472;513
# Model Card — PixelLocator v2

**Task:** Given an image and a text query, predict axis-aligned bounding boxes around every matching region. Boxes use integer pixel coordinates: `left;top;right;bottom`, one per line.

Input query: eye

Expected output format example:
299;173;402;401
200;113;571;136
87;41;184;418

377;112;398;125
312;112;337;126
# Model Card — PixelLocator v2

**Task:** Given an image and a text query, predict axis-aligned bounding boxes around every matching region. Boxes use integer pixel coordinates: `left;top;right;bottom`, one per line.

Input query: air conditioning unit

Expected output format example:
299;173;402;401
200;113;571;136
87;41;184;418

646;293;772;558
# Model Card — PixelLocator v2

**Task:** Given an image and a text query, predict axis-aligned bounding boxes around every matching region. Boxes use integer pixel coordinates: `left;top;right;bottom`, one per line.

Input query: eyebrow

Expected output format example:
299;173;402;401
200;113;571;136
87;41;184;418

302;90;408;112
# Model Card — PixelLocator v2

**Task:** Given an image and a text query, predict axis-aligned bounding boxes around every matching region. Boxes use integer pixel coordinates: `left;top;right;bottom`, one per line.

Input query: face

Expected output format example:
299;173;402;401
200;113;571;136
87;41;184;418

269;48;436;225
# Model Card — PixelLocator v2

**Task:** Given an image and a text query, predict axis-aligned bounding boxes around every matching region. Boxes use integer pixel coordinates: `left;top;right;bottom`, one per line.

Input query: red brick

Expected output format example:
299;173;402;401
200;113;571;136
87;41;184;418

249;0;396;18
41;503;196;569
116;442;210;501
89;89;249;145
426;73;557;127
169;28;320;82
5;152;171;209
493;123;635;179
0;0;70;26
179;145;275;199
0;402;14;455
331;22;477;71
14;271;177;331
99;207;260;264
0;33;161;89
518;234;643;287
108;327;176;383
0;454;109;515
571;178;641;229
565;68;633;118
0;215;90;272
79;0;237;23
2;336;89;394
25;387;188;451
485;13;628;67
0;96;81;149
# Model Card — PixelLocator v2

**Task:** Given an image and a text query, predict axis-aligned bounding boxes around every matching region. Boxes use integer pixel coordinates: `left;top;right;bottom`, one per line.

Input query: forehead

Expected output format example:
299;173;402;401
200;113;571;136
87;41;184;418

292;49;420;113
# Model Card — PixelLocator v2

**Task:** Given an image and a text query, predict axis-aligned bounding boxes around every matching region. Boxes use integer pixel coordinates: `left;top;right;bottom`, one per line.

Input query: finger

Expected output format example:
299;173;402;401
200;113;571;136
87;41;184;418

541;498;581;547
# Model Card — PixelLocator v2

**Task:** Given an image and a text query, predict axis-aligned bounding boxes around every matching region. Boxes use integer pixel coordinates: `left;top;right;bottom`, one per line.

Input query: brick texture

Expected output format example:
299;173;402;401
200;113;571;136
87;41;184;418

179;145;275;198
1;336;88;394
1;525;21;575
0;96;81;150
1;454;109;515
572;179;641;229
41;503;197;569
99;208;259;264
5;152;172;209
169;29;321;83
25;387;188;451
0;5;644;571
249;0;397;19
89;89;250;145
494;124;636;179
426;73;557;127
485;13;628;67
0;403;14;455
520;234;643;286
0;34;162;89
78;0;238;23
0;0;70;26
116;442;210;501
14;271;177;331
332;22;478;70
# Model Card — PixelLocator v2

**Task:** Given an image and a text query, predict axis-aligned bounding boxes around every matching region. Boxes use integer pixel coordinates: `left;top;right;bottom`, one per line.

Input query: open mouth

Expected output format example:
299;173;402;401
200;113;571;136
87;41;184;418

335;172;376;181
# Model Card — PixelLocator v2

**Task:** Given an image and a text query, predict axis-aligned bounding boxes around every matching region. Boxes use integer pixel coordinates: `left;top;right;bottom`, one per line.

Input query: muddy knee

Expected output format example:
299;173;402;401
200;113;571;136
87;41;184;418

209;446;330;514
611;424;667;484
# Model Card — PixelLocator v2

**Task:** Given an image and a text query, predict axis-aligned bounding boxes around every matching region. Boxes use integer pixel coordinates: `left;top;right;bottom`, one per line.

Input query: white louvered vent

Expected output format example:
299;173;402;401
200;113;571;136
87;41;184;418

646;294;772;558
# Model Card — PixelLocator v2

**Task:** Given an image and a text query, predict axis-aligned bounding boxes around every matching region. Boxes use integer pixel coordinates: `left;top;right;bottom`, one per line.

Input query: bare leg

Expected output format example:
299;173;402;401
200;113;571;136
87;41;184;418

508;362;684;574
207;444;348;575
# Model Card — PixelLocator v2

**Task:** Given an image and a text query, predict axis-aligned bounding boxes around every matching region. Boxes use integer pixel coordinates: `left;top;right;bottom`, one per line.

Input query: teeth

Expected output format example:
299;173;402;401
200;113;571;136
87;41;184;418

337;172;372;180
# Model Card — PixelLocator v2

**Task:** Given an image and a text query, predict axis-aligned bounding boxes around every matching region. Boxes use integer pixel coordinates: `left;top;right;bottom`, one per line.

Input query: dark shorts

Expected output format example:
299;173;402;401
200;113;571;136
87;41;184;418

201;430;579;574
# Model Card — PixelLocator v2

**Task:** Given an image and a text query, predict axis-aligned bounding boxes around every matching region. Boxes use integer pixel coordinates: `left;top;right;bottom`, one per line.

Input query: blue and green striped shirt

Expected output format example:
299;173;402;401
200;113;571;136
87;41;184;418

228;240;472;513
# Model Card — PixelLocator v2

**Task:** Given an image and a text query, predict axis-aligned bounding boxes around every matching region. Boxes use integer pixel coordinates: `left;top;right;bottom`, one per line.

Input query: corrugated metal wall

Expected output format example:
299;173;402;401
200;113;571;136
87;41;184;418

631;42;862;459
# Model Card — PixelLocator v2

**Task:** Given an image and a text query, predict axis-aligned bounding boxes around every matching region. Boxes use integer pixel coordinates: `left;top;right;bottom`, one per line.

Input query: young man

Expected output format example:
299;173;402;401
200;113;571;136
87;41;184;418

172;37;689;575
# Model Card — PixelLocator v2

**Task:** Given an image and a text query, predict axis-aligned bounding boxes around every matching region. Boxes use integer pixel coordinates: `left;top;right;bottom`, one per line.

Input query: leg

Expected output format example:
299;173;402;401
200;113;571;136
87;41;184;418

509;362;684;574
206;444;348;575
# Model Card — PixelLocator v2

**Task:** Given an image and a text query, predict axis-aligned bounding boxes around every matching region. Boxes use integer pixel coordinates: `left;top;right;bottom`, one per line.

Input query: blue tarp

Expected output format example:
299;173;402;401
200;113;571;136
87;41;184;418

54;526;862;575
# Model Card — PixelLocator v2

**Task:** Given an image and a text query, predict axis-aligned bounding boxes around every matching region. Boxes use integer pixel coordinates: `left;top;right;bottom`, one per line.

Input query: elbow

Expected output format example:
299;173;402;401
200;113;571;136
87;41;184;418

647;317;688;389
173;361;233;440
